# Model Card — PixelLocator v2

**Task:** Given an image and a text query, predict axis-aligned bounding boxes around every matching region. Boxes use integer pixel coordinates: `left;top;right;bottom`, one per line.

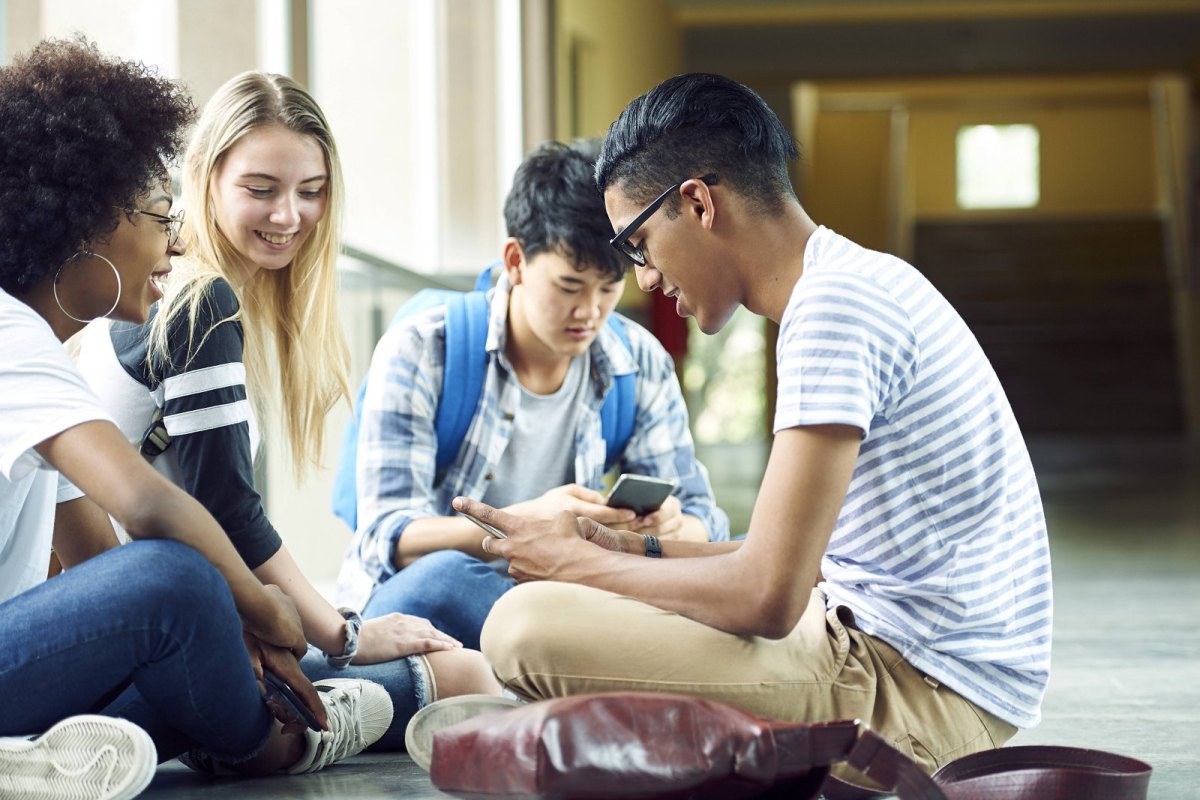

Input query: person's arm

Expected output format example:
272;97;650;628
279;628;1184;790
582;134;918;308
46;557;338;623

253;546;461;662
143;282;283;571
396;484;639;567
51;494;120;569
457;423;860;639
36;419;307;654
352;317;472;572
609;324;730;543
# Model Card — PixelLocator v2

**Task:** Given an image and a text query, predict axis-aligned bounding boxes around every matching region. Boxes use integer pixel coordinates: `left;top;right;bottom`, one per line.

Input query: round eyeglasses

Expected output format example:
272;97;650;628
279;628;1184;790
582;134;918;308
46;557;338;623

135;208;185;249
117;206;186;249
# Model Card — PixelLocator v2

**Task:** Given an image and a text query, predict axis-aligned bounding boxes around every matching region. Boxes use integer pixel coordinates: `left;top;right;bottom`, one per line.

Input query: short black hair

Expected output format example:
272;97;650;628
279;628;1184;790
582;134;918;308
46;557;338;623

0;38;195;294
504;141;626;281
595;73;799;217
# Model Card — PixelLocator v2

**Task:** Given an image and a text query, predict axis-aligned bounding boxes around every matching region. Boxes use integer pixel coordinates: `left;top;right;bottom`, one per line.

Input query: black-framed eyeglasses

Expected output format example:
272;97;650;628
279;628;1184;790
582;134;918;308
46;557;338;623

118;206;185;248
608;174;717;266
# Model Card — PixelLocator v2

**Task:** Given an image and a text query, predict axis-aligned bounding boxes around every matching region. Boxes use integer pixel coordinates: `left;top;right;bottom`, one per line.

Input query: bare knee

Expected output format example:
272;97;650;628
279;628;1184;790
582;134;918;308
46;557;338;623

424;648;502;699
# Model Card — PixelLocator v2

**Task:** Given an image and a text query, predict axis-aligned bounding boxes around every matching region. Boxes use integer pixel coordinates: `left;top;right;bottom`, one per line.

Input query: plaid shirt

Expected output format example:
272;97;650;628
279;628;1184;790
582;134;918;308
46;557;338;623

335;276;729;609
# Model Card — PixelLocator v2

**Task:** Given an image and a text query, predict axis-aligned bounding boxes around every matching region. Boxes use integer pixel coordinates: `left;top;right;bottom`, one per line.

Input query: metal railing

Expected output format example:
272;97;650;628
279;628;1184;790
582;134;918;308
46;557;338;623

338;244;475;344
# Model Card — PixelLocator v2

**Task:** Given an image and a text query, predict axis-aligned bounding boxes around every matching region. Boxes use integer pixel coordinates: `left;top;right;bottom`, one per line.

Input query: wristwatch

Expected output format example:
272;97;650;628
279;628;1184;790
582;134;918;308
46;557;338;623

643;533;662;558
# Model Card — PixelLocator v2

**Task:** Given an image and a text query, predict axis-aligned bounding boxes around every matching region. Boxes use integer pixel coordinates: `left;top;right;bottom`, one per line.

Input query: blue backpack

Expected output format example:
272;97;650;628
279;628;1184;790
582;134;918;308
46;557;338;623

331;265;636;531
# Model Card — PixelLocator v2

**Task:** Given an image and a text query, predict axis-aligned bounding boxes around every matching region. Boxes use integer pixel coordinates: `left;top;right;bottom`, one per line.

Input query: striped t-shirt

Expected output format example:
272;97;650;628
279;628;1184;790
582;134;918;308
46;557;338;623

76;278;282;569
775;226;1052;728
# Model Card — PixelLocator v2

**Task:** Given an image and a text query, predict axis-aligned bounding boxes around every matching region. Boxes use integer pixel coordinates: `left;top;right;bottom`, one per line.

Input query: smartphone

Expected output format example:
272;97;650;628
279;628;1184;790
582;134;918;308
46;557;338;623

262;667;322;732
607;474;676;516
461;510;507;539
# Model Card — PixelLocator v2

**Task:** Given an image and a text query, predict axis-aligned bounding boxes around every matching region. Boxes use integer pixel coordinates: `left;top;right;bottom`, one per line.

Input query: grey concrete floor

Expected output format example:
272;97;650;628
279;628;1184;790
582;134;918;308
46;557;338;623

140;435;1200;799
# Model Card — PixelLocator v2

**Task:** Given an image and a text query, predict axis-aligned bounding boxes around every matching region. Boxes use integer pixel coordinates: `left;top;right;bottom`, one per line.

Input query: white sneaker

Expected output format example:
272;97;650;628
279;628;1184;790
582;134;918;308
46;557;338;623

0;715;157;800
404;694;523;772
287;679;393;774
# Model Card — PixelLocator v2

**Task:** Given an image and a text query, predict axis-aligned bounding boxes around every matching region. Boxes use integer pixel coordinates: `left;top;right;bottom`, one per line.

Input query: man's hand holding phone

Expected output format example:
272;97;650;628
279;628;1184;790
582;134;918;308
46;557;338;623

454;496;605;583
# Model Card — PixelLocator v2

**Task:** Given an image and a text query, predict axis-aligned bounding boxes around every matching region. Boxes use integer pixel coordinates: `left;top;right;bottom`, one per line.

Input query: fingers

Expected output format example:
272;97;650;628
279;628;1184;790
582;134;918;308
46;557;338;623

577;516;637;554
379;613;462;649
241;632;266;682
258;644;328;731
628;496;683;534
410;637;461;653
576;516;611;542
558;484;608;504
453;496;520;533
252;585;309;659
585;503;639;526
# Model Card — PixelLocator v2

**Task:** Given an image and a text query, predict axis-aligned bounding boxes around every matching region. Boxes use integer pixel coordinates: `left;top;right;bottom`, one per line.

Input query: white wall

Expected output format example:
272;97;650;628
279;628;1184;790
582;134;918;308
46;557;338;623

6;0;524;596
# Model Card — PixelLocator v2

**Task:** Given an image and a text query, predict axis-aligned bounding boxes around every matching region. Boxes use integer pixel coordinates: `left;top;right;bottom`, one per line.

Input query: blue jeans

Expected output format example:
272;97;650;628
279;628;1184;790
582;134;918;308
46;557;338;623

362;550;515;651
0;541;273;763
298;645;432;750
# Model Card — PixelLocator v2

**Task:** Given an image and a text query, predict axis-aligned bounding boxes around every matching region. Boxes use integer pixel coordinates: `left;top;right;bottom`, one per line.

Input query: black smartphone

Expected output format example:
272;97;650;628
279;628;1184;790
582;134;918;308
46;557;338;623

461;510;507;538
607;474;676;516
262;667;322;732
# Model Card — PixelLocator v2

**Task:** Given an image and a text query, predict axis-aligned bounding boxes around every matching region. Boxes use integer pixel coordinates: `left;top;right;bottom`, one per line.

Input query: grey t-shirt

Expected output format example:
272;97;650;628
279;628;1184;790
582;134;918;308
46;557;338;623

481;352;589;509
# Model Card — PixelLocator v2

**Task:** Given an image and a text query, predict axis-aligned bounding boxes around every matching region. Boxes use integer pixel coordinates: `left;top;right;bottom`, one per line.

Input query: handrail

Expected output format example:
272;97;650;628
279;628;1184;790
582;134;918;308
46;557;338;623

337;243;477;345
338;243;474;293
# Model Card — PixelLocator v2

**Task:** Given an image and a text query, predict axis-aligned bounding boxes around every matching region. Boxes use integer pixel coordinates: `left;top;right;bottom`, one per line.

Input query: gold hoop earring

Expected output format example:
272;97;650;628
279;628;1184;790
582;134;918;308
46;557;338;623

53;251;122;324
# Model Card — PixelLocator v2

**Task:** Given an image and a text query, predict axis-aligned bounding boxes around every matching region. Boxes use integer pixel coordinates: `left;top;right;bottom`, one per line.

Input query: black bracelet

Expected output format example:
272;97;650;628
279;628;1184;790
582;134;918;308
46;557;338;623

643;534;662;558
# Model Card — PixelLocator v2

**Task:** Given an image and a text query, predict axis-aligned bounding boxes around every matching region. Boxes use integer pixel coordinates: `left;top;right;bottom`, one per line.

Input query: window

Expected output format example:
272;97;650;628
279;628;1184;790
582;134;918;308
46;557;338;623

956;124;1040;209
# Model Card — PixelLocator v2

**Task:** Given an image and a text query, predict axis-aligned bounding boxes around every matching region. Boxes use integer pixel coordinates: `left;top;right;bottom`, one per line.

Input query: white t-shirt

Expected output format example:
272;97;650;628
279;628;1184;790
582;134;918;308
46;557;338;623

481;351;587;509
0;289;112;604
775;227;1052;729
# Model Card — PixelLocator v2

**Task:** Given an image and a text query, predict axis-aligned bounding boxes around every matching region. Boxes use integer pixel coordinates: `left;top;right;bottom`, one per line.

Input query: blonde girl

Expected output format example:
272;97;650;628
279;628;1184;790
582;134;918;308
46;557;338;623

79;71;500;753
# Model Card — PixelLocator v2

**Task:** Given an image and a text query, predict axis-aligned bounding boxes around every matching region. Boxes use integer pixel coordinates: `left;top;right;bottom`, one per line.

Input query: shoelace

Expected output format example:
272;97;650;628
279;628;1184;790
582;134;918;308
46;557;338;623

308;685;366;770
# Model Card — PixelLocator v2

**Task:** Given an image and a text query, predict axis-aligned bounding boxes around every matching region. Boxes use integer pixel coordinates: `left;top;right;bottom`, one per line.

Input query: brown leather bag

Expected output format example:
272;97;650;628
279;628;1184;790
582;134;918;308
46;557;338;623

429;692;1151;800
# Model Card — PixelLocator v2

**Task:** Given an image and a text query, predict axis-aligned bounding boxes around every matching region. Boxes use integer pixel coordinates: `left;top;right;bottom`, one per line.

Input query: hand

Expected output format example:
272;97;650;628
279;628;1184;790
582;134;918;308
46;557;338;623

352;613;463;664
576;517;644;554
504;484;637;529
243;632;328;733
242;584;308;661
456;496;591;584
623;495;684;538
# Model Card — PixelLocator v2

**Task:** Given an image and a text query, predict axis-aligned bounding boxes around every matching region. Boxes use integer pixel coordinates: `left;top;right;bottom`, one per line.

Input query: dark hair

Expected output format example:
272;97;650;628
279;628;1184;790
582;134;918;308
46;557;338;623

504;141;626;281
0;38;196;293
595;73;799;217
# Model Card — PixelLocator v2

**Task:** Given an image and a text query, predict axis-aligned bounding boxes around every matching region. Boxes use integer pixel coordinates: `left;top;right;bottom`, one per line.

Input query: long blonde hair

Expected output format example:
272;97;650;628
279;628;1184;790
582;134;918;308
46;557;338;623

148;71;350;477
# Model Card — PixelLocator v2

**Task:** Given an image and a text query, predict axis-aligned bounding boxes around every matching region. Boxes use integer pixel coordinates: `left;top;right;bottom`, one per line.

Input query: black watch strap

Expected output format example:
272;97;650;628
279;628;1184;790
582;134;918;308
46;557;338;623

643;534;662;558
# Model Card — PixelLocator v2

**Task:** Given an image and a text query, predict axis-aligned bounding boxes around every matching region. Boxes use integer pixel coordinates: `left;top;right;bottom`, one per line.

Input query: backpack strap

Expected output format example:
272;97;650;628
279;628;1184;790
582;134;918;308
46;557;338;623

598;315;636;472
435;288;490;471
330;264;496;531
331;387;366;530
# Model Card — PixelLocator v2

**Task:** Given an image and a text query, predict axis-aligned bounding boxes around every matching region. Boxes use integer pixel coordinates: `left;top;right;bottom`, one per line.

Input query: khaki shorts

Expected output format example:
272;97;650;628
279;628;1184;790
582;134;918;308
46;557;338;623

481;582;1016;775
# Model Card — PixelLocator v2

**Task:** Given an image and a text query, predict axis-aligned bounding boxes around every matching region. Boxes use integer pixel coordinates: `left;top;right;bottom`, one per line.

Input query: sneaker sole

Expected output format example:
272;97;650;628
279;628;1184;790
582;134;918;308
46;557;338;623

0;715;157;800
405;695;523;772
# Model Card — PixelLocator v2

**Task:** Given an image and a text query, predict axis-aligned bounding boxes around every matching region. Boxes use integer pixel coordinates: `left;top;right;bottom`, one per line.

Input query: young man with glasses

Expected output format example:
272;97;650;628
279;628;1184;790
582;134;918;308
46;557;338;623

335;142;729;651
456;75;1052;779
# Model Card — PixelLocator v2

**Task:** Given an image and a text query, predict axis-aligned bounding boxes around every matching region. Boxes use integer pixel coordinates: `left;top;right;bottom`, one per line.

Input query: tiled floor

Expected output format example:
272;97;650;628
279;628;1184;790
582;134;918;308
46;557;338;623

142;435;1200;799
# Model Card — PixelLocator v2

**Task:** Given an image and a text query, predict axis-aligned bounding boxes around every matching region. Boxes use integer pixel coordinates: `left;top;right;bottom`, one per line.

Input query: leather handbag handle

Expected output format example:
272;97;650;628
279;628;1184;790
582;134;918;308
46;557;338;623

931;745;1152;800
819;728;1152;800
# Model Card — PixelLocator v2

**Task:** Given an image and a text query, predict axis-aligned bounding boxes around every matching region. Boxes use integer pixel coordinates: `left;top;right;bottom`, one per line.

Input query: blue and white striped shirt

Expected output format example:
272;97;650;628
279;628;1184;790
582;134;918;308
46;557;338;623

336;274;729;609
775;227;1052;728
